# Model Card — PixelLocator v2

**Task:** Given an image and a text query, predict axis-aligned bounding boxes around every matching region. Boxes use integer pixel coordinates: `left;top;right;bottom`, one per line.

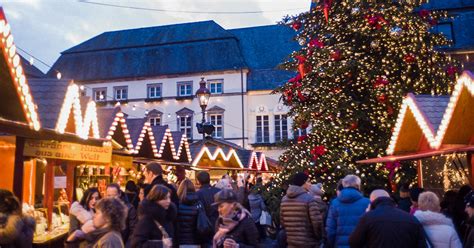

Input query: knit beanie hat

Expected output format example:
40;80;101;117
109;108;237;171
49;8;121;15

292;172;309;187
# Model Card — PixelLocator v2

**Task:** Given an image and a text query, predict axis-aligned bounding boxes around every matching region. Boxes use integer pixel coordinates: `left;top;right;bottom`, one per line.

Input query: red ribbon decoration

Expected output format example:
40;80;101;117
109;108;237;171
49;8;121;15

323;0;333;23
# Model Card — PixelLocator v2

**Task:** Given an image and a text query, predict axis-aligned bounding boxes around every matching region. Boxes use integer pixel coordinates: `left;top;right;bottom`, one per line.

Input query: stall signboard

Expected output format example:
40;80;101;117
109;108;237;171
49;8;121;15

24;139;112;163
112;154;134;169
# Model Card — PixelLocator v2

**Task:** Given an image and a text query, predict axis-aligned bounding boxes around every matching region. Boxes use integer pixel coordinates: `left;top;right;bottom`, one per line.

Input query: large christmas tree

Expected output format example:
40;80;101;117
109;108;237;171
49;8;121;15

265;0;459;220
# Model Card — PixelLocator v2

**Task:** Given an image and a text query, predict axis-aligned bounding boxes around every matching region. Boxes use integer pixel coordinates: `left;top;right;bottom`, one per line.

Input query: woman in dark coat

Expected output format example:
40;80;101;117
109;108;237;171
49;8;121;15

131;185;177;248
213;189;259;248
176;179;200;247
0;189;35;248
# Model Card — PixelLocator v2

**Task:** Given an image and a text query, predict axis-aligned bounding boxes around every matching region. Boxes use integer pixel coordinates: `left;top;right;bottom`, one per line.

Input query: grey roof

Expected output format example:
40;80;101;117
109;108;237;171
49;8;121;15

126;118;147;145
96;107;120;138
412;94;450;133
28;78;71;129
20;55;45;79
171;131;184;152
48;21;298;90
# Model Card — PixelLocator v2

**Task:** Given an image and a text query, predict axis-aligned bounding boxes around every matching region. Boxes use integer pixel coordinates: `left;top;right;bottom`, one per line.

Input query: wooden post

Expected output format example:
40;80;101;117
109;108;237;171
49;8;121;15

417;160;423;188
66;162;76;204
13;136;25;202
469;153;474;187
44;159;55;231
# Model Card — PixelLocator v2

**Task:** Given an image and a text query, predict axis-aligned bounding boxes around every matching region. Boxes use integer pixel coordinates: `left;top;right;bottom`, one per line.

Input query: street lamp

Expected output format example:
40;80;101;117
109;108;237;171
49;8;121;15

195;77;214;140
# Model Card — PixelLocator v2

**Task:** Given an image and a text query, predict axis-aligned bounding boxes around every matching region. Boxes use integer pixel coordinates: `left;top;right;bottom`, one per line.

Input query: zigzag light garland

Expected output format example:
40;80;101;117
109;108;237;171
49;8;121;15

106;111;134;150
192;146;244;168
249;152;268;171
0;9;40;130
387;71;474;155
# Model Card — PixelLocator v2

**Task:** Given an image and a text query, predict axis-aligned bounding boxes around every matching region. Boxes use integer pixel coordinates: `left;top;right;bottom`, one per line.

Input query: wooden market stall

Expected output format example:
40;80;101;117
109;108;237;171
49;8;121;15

190;138;278;182
358;71;474;193
0;8;111;245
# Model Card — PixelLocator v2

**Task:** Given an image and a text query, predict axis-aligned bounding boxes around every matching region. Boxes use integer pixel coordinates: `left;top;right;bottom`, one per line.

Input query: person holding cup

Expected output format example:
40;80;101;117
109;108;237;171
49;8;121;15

213;189;259;248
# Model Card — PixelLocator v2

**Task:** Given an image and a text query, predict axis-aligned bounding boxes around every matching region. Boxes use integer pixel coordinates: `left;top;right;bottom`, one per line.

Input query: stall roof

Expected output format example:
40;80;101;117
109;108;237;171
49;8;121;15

96;106;134;151
387;71;474;155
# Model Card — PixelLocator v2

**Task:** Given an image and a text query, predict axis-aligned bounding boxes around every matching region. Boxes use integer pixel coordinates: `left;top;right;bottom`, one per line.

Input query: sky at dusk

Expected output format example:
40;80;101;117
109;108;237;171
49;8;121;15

3;0;309;73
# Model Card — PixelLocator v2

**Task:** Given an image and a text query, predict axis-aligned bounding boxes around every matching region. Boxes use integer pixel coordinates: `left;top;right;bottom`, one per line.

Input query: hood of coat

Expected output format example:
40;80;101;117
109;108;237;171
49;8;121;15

286;185;308;198
415;210;455;227
0;213;35;242
140;199;177;222
338;187;364;204
181;192;199;205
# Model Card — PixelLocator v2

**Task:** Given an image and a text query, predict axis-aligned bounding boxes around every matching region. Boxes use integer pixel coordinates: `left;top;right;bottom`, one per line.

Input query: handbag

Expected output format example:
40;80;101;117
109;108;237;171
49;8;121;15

142;220;173;248
259;210;272;226
196;201;213;236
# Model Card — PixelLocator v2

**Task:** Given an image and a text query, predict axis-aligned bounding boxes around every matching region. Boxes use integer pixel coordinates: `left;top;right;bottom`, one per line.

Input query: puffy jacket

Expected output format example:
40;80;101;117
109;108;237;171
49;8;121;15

326;187;369;248
131;199;177;248
69;201;95;233
0;213;35;248
177;192;200;245
196;184;220;232
280;185;325;248
349;197;428;248
248;193;266;222
414;210;462;248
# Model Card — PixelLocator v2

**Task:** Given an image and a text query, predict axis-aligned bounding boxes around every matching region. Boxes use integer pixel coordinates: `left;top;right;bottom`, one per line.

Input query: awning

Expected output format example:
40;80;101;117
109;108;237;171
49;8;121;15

357;145;474;164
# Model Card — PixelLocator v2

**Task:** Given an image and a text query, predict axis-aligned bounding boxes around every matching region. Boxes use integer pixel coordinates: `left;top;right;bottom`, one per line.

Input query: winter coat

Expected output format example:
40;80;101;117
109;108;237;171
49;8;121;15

280;185;325;248
69;201;95;233
0;213;35;248
463;215;474;248
122;201;137;244
214;211;259;248
414;210;461;248
196;184;220;232
248;193;266;223
326;187;370;248
144;175;179;207
131;199;177;248
349;197;428;248
397;197;412;213
88;228;124;248
177;192;200;245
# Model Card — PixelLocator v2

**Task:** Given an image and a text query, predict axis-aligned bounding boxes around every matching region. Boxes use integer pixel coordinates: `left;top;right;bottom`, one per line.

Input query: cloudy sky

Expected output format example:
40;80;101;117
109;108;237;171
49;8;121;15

3;0;309;73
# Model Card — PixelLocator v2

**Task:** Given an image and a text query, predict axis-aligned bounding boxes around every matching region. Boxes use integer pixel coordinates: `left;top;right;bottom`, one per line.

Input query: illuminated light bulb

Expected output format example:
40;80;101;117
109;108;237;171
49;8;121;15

57;72;62;80
0;20;5;33
6;35;13;48
132;105;136;111
3;23;10;37
79;85;85;91
29;57;34;65
167;113;171;118
8;45;15;57
15;65;23;78
12;54;19;67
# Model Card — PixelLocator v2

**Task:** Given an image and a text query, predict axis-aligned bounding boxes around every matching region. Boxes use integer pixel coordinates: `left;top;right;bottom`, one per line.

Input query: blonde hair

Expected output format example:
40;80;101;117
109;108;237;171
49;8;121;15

177;179;196;203
418;191;441;212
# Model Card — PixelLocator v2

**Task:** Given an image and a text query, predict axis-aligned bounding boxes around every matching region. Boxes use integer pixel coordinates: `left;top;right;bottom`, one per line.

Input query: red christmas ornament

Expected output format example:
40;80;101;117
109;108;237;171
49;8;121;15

284;89;293;104
418;9;430;18
323;0;333;23
387;105;394;116
292;81;302;89
446;65;458;77
366;14;387;30
297;90;307;102
309;38;324;48
292;21;301;31
373;76;389;88
311;145;326;160
404;53;416;64
377;94;387;103
297;135;308;143
330;50;342;61
349;122;358;130
332;87;342;94
300;121;309;129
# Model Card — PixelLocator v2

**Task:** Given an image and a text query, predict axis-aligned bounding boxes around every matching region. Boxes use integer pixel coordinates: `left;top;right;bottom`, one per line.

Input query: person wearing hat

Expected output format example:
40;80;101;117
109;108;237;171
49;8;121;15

212;189;259;248
280;172;326;247
464;195;474;248
143;162;179;207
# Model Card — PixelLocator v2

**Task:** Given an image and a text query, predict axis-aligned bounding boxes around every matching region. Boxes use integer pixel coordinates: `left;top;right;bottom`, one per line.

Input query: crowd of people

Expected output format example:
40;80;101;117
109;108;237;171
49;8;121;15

2;162;474;247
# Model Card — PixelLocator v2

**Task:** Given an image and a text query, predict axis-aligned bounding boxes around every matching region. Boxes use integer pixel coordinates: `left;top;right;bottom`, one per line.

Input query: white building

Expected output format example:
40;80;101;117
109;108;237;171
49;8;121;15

48;21;302;159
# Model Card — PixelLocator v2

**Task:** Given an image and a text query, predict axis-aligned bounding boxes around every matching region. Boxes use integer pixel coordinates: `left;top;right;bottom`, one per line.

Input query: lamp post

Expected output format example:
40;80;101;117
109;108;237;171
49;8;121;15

195;77;211;140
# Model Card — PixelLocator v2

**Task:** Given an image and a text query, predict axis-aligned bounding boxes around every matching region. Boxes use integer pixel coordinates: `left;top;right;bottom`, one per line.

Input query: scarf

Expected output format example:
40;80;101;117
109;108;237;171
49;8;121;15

212;207;249;248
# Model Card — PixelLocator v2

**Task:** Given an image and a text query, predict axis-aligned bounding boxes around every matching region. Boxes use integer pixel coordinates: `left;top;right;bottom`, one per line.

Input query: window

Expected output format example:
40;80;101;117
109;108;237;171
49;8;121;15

177;82;193;97
208;79;223;94
114;86;128;100
147;84;162;99
294;128;307;139
209;114;223;138
275;114;288;142
149;117;161;126
178;115;192;139
433;22;454;42
256;115;270;143
93;88;107;102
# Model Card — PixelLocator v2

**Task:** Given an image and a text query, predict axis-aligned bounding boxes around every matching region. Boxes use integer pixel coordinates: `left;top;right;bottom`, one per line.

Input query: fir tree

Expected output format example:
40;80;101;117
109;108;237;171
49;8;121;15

265;0;459;222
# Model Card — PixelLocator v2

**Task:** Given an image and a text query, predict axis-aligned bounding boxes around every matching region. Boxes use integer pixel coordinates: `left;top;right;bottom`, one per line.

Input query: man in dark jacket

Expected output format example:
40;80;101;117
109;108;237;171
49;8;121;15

464;194;474;248
105;183;137;246
326;174;370;248
349;189;428;248
280;172;325;248
196;171;220;245
143;162;179;206
397;183;412;213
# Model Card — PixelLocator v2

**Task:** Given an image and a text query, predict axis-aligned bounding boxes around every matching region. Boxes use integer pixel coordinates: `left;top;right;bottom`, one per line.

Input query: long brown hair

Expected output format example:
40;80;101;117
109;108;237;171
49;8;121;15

147;185;170;202
177;179;195;203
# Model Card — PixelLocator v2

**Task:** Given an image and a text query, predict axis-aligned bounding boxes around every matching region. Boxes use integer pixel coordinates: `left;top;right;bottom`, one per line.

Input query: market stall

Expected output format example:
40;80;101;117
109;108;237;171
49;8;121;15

190;138;278;182
358;71;474;193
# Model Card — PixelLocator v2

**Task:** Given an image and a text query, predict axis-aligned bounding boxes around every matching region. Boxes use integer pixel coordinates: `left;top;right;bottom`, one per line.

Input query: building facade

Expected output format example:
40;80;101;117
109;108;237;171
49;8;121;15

48;21;300;159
